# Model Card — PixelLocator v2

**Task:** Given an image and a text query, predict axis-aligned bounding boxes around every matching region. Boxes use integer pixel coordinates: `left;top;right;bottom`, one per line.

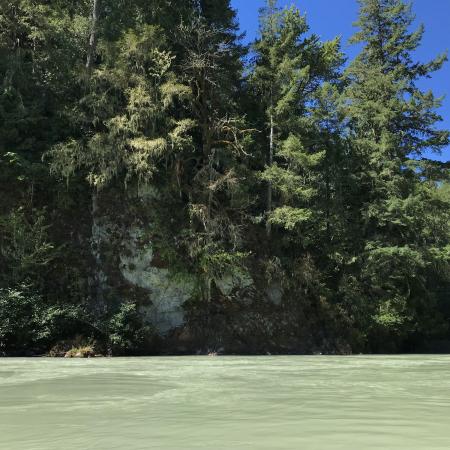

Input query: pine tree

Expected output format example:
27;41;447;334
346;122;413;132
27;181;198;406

250;1;343;265
342;0;450;350
0;0;90;287
250;1;342;240
174;0;251;307
0;0;87;209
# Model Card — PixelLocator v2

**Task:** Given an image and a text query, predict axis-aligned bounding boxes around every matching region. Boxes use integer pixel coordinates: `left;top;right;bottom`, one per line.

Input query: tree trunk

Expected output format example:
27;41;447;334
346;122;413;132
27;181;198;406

86;0;100;75
86;0;103;307
325;145;331;243
91;189;104;306
266;111;274;237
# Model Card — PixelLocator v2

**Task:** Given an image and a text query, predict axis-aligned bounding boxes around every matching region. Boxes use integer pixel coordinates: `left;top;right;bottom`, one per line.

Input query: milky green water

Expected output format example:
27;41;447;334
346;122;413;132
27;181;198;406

1;356;450;449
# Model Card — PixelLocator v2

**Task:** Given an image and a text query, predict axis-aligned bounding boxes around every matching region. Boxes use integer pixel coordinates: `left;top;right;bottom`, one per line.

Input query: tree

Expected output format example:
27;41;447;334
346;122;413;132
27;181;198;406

0;0;88;211
0;0;92;298
1;0;449;355
250;1;342;240
249;1;344;272
242;1;352;349
173;1;252;308
341;0;450;350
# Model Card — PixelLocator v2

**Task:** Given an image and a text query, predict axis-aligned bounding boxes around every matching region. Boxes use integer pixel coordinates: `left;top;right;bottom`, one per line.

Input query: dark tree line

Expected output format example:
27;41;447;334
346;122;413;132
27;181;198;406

0;0;449;355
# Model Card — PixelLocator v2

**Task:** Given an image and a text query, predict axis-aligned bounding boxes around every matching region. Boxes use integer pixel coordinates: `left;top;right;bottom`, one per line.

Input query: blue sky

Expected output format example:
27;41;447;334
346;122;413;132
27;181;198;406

231;0;450;162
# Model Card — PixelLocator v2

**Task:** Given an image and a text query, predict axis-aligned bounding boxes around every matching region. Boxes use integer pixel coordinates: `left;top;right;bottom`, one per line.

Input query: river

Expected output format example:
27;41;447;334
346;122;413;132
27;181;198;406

1;356;449;449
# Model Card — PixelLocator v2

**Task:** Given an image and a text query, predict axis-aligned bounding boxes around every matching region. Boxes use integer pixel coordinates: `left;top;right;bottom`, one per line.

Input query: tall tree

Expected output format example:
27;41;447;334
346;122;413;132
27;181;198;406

174;1;251;307
245;1;349;348
0;0;87;211
250;1;342;240
341;0;450;350
0;0;90;289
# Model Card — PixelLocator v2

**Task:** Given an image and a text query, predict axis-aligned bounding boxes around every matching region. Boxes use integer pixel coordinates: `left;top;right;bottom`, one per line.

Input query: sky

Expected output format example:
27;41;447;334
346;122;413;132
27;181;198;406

231;0;450;162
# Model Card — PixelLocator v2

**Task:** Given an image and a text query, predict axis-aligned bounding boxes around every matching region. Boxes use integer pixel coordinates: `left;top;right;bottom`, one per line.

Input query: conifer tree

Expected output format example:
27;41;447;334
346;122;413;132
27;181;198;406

342;0;450;350
1;0;449;355
0;0;90;287
0;0;88;209
250;1;343;263
250;1;342;240
174;1;251;306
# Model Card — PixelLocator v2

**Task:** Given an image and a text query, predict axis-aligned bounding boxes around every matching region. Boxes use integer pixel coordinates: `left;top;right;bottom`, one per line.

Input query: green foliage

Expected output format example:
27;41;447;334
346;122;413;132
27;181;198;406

107;302;155;355
0;208;55;286
250;0;344;245
0;0;448;355
268;206;312;231
48;23;193;190
0;285;80;355
339;0;450;350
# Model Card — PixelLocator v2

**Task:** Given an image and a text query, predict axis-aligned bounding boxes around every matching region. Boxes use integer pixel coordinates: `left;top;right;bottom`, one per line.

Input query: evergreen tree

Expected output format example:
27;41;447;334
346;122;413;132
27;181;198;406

0;0;449;355
174;1;251;307
341;0;450;350
249;1;344;307
250;1;342;238
0;0;91;291
0;0;88;211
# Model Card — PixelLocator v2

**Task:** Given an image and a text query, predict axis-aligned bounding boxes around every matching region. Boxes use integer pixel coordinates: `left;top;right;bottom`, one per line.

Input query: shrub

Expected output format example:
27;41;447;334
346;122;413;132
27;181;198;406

0;285;81;355
107;302;156;355
0;208;55;286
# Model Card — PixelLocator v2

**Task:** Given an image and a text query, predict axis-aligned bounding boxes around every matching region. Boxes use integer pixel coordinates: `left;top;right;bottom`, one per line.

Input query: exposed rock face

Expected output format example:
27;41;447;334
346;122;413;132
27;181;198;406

89;187;197;336
88;188;350;354
215;270;253;297
119;228;195;334
90;193;110;313
266;283;283;305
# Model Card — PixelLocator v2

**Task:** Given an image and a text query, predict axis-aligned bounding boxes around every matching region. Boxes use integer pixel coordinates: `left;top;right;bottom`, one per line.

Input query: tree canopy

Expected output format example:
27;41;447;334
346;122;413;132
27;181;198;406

0;0;448;355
